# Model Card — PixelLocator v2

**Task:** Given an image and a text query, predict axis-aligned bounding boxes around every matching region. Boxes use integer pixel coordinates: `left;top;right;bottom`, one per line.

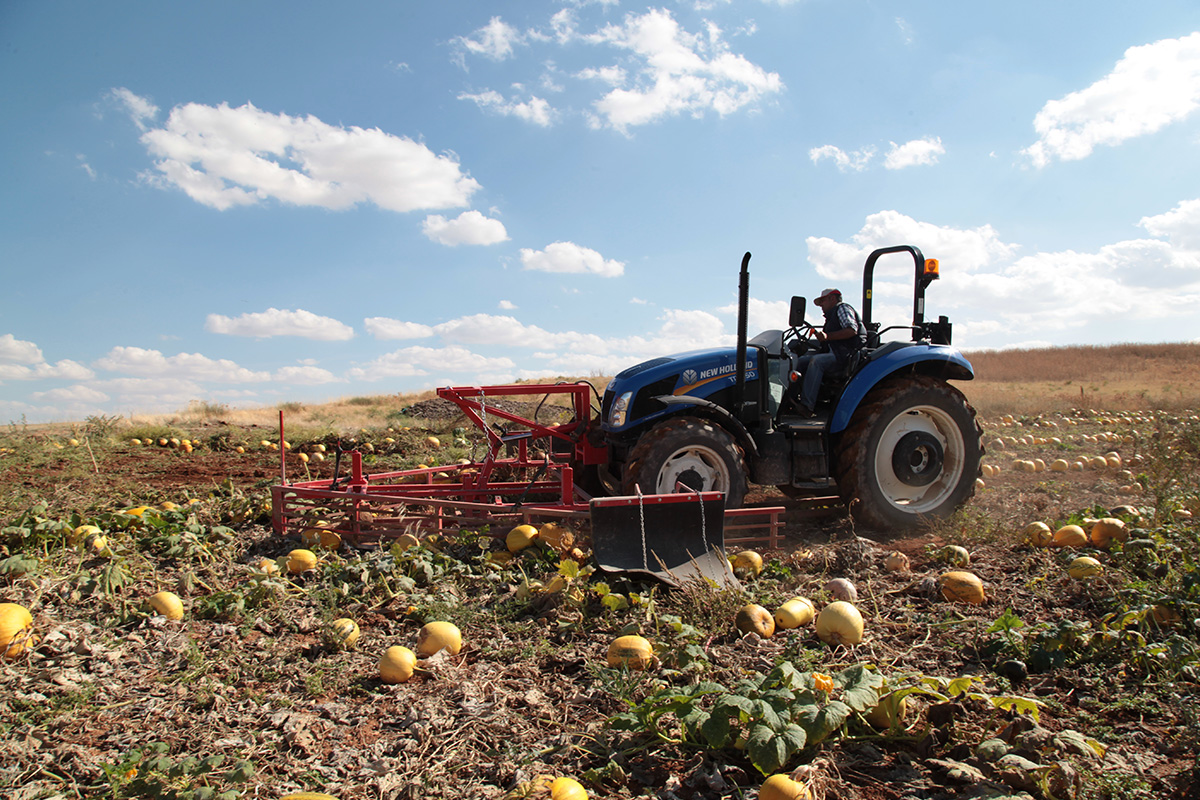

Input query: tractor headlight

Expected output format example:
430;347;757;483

610;391;633;428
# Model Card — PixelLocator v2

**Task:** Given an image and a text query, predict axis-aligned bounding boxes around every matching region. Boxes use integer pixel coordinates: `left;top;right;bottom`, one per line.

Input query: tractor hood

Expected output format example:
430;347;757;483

601;346;759;433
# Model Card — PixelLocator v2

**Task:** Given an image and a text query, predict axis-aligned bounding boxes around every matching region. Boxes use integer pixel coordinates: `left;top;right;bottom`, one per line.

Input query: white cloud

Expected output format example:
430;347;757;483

577;65;628;86
716;298;792;334
205;308;355;341
89;376;210;412
883;136;944;169
0;334;43;365
585;8;784;132
422;210;510;246
804;207;1200;342
0;354;95;383
519;241;625;277
273;365;340;385
809;144;875;172
1140;198;1200;253
1023;32;1200;168
348;345;517;381
128;95;480;212
363;318;435;340
31;385;110;403
498;300;517;310
109;86;159;130
94;346;270;383
454;17;524;62
458;90;556;126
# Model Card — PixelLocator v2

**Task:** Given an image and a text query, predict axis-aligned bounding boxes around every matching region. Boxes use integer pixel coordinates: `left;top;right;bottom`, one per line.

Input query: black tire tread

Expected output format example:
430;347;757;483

834;374;984;529
622;416;749;508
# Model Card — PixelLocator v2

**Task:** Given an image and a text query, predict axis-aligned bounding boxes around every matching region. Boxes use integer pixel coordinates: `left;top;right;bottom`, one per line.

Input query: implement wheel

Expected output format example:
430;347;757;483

835;375;982;530
622;417;748;508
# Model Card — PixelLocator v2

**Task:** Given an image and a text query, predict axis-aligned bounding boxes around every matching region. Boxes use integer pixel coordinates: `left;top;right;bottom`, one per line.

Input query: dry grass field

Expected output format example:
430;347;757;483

103;342;1200;438
1;342;1198;800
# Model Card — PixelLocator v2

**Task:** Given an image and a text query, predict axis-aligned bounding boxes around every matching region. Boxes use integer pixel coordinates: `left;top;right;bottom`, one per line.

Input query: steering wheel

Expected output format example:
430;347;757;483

784;320;818;353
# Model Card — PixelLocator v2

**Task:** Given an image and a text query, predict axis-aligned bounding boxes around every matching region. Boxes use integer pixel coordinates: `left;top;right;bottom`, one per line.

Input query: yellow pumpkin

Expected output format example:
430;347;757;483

759;773;812;800
1089;518;1128;549
606;634;655;670
1052;525;1088;548
938;545;970;567
379;645;417;684
393;532;421;553
70;523;102;546
416;621;462;657
731;550;764;577
774;597;815;630
735;603;775;638
279;793;340;800
506;524;539;553
549;776;588;800
1023;521;1054;547
286;549;318;574
1068;556;1103;580
815;601;864;646
938;571;986;604
327;618;361;649
0;603;35;659
538;523;574;551
148;591;184;620
865;691;910;730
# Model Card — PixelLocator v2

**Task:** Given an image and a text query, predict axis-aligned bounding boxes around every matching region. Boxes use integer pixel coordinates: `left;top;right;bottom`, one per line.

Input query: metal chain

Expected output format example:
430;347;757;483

637;484;648;570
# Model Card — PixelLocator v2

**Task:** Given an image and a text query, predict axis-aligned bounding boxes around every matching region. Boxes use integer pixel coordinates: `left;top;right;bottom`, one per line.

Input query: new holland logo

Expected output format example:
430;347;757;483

682;369;698;385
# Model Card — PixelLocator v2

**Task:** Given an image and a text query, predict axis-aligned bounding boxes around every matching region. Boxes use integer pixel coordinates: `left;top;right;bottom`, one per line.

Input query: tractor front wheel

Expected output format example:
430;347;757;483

835;375;982;530
622;417;748;508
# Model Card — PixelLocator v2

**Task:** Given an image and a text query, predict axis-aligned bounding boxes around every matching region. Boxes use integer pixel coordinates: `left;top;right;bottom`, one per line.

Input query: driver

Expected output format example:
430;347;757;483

786;288;866;417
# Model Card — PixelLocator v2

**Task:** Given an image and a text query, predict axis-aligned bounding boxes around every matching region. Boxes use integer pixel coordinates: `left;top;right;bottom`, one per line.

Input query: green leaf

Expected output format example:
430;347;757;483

988;608;1025;634
746;723;806;776
713;694;754;718
796;700;851;745
680;706;710;742
227;760;255;782
699;708;733;748
768;660;803;690
558;559;580;579
601;593;629;611
746;724;788;775
945;675;979;698
836;664;884;712
749;699;783;729
779;723;807;755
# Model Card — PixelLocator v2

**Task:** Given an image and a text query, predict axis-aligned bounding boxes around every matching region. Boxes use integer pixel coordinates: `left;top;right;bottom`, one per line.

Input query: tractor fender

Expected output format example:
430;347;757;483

652;395;760;460
829;346;975;433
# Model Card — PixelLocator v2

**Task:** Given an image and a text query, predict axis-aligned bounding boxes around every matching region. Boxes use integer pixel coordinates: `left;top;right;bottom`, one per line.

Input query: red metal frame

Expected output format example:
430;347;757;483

270;382;785;549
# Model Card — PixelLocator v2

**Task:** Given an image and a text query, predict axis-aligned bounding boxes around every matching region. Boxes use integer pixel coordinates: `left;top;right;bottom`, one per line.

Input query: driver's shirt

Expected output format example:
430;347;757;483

824;302;866;364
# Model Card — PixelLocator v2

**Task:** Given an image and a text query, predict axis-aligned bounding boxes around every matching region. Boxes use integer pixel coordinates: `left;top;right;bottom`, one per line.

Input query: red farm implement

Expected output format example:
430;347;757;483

269;383;787;574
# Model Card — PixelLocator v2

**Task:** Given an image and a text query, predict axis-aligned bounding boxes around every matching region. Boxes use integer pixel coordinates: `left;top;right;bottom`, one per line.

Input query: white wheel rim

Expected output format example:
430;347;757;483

655;445;730;495
873;404;966;514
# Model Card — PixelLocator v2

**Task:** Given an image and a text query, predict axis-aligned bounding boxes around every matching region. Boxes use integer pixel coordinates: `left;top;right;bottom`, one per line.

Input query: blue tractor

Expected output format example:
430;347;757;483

596;245;983;530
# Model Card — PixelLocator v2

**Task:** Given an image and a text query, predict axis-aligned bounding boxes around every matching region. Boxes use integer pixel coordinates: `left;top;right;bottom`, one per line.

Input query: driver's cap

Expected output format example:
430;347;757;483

816;288;841;302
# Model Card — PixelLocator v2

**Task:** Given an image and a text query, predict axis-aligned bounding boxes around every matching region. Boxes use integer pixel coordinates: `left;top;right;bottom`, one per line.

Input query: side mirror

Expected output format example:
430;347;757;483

788;296;807;327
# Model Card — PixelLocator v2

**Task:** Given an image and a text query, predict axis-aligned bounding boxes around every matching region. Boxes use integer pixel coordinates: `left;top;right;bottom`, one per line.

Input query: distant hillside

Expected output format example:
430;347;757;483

961;341;1200;416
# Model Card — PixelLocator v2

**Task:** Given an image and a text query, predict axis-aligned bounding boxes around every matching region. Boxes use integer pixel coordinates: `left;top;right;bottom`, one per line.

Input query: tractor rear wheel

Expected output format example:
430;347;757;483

623;416;748;508
834;375;982;530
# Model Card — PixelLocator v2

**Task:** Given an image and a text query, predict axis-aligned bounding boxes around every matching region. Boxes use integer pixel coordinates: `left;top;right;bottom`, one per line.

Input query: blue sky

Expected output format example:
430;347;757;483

3;1;1200;423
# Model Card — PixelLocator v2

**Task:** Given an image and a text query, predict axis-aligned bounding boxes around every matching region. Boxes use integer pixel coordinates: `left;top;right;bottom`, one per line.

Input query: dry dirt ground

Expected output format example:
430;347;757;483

1;408;1198;800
